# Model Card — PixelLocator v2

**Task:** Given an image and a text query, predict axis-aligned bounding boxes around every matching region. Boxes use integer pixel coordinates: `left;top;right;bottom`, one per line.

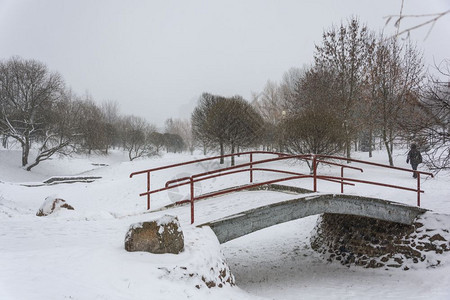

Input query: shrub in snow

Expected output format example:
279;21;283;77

36;196;74;217
124;215;184;254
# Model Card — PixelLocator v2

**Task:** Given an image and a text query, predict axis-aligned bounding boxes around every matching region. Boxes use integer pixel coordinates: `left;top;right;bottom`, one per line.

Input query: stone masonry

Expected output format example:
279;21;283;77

311;213;450;270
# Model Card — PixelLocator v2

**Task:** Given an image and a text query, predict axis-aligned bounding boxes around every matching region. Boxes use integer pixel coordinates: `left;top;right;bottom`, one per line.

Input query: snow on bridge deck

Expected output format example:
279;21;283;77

199;192;427;244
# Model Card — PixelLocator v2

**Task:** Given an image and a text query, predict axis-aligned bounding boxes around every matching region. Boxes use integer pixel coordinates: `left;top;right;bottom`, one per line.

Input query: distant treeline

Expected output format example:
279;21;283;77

0;56;192;170
192;18;449;170
1;17;449;171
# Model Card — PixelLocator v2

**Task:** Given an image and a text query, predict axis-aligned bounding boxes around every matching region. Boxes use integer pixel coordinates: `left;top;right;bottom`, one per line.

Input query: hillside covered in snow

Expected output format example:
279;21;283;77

1;148;450;299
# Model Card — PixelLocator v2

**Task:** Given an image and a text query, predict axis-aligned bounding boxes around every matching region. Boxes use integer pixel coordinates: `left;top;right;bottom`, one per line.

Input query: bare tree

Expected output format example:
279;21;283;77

314;17;372;161
101;100;120;124
288;67;338;115
282;109;345;169
25;90;81;171
223;96;263;165
192;93;228;163
100;100;120;153
252;80;284;125
163;133;185;153
251;80;285;151
367;37;424;166
121;115;157;161
165;118;194;154
279;67;306;111
0;56;64;167
77;98;108;154
408;60;450;171
149;131;165;154
192;93;263;165
282;67;346;166
360;33;379;157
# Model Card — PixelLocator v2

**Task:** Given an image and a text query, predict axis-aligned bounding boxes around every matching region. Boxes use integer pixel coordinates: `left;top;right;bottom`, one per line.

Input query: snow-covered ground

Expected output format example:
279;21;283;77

0;148;449;299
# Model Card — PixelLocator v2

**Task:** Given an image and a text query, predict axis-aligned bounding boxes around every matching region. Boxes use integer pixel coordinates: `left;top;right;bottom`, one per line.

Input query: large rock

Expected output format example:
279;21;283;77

36;196;74;216
125;215;184;254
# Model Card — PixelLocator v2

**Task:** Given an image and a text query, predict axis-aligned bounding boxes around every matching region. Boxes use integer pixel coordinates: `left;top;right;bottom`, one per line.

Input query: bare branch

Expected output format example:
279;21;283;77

384;9;450;40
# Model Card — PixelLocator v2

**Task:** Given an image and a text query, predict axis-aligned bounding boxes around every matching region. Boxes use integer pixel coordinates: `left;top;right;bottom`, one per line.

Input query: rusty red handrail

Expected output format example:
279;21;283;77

130;151;434;223
164;167;356;201
129;151;287;209
317;155;433;176
311;155;433;205
315;159;364;193
138;154;311;198
163;166;355;196
129;151;287;177
187;174;314;223
316;175;423;193
137;153;312;200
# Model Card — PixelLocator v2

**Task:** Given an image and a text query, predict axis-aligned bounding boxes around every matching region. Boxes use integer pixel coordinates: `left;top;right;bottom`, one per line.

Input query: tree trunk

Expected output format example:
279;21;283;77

382;129;394;166
22;147;29;167
344;121;351;163
2;136;7;149
389;128;394;155
231;142;235;166
21;138;30;167
26;159;39;171
128;149;133;161
368;126;373;158
346;137;351;163
219;142;224;164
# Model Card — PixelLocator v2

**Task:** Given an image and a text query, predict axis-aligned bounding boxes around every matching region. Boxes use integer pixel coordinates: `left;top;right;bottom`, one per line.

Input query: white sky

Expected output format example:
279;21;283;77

0;0;449;128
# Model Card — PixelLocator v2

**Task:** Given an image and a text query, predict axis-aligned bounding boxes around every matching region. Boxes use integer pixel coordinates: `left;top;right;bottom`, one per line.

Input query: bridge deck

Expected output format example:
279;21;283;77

199;193;427;244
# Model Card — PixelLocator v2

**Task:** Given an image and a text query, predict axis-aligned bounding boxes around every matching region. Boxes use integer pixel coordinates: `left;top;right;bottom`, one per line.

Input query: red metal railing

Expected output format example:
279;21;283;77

129;151;286;210
312;155;434;206
130;151;434;223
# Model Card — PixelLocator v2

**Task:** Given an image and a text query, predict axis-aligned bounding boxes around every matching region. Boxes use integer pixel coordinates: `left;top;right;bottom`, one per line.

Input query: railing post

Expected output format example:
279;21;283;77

147;172;151;210
313;155;317;192
341;166;344;194
190;177;195;224
417;173;421;207
250;153;253;183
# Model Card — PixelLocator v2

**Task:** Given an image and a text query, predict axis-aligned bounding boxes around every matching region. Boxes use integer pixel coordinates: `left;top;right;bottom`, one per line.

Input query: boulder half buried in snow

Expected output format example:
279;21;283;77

125;215;184;254
36;196;74;216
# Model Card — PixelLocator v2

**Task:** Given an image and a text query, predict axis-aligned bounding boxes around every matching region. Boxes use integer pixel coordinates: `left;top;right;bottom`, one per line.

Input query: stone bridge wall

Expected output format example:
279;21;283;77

311;213;450;269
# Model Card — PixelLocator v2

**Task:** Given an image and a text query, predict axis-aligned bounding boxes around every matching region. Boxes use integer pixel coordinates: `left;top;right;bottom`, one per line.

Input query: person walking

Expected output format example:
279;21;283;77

406;144;422;178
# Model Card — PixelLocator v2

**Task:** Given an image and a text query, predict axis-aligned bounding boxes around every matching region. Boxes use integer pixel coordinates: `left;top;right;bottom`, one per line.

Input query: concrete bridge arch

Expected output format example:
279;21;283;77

200;193;427;244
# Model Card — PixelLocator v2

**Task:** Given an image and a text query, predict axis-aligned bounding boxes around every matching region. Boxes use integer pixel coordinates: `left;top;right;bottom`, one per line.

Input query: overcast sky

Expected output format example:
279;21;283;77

1;0;449;128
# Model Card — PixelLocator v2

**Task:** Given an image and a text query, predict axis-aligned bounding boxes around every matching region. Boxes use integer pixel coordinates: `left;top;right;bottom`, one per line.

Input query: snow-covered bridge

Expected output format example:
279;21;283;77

199;192;427;244
130;151;433;243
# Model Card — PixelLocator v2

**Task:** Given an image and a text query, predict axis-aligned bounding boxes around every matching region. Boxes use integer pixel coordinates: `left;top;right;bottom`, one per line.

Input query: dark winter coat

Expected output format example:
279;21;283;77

407;149;422;166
